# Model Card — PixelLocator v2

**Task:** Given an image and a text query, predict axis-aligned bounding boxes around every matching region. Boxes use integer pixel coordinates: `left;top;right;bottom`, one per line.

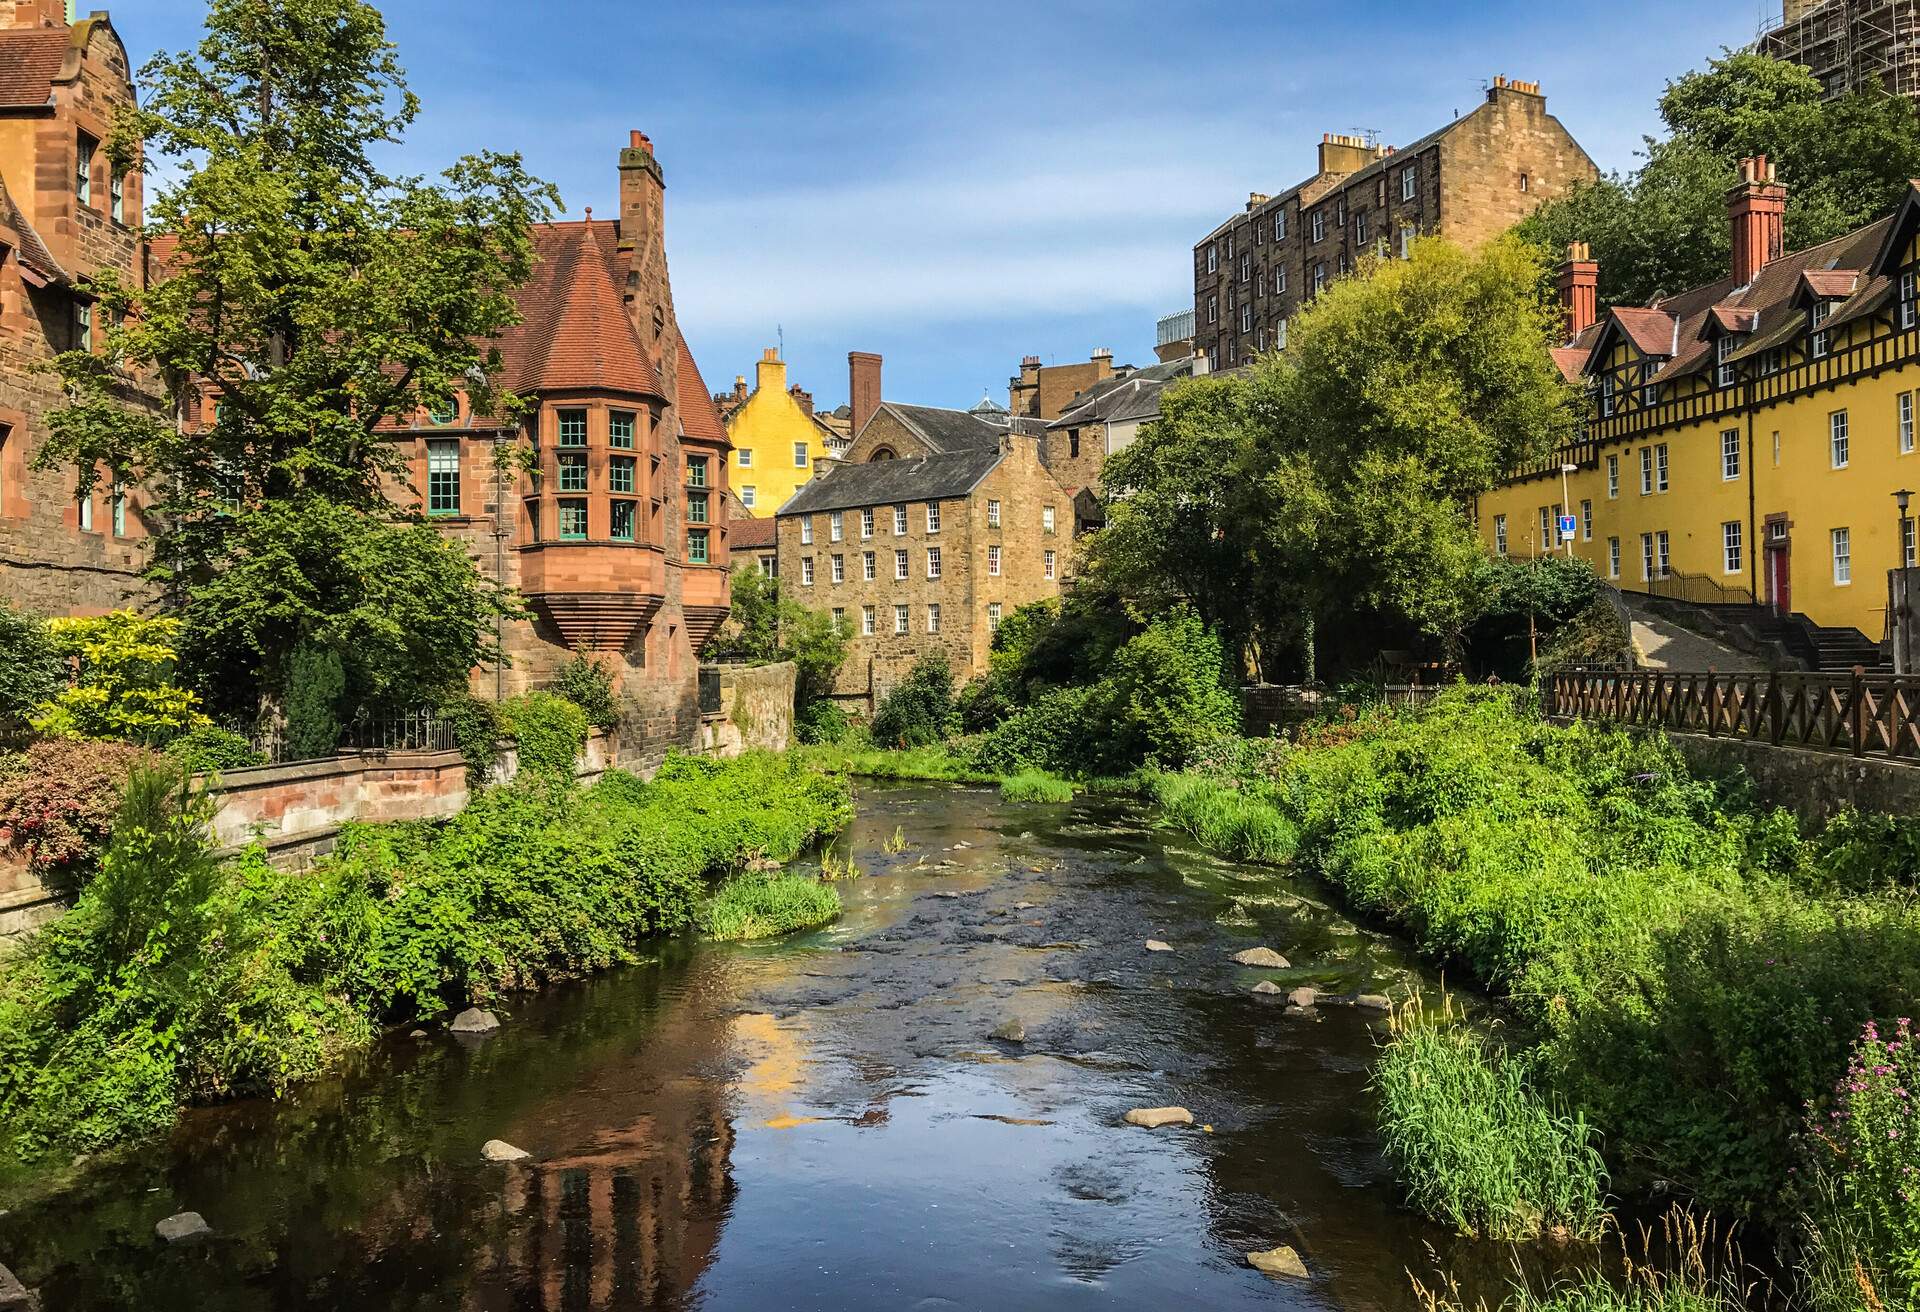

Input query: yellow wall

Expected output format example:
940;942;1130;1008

1480;235;1920;643
725;351;833;516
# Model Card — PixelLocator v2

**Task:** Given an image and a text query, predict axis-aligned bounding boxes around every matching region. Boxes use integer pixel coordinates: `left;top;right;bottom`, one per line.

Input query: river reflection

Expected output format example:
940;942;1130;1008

0;782;1592;1311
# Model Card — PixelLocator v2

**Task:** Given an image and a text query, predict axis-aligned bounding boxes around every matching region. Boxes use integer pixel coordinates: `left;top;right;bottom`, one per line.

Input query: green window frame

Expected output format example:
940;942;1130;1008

557;452;587;492
558;498;588;540
688;527;709;564
557;409;588;447
427;439;461;515
609;456;636;495
687;489;709;524
609;410;636;449
687;455;709;488
610;498;636;542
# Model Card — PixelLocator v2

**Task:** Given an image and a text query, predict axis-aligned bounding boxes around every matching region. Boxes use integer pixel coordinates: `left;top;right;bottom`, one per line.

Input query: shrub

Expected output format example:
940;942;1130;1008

165;725;266;774
698;873;841;941
1374;1003;1609;1240
1095;604;1240;767
0;598;62;729
872;654;956;748
0;739;155;890
437;690;503;785
969;685;1097;776
30;611;208;745
1000;770;1075;803
554;654;620;732
1806;807;1920;895
1148;771;1298;864
284;641;346;760
501;691;589;780
795;698;851;745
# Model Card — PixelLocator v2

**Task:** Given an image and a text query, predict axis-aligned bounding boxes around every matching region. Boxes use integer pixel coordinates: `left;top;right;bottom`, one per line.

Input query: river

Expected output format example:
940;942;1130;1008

0;781;1588;1310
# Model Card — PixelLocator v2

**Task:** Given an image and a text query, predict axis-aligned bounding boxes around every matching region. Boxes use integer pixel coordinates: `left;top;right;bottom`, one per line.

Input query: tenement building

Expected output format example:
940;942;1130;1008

1478;155;1920;651
714;347;848;515
776;352;1070;710
0;2;152;617
1008;348;1119;422
1192;77;1596;370
1042;354;1202;519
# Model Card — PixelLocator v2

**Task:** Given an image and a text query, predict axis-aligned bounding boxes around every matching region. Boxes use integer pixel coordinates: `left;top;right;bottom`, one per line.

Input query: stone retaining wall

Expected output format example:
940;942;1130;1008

700;661;795;756
1661;730;1920;823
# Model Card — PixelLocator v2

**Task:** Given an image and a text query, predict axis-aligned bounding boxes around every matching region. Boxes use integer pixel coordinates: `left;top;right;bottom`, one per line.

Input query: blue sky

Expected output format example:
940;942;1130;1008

130;0;1766;412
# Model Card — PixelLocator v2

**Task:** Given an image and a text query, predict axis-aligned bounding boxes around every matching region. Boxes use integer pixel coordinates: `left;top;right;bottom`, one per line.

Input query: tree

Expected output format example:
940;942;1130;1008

701;564;849;709
35;0;558;709
0;599;63;729
1519;52;1920;307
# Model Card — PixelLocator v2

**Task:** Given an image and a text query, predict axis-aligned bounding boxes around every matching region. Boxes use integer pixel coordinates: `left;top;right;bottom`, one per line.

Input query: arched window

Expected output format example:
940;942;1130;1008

869;447;897;461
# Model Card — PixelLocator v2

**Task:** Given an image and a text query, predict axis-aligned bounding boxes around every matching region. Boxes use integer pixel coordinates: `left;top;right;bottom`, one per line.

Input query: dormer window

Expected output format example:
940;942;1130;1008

1810;301;1831;358
1716;335;1736;388
1902;270;1917;331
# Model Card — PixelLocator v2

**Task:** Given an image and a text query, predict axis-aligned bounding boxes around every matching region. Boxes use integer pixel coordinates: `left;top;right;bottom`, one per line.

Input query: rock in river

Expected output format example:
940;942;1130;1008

991;1019;1027;1044
1123;1106;1193;1129
1247;1245;1309;1279
1144;940;1173;953
154;1212;211;1245
1251;980;1282;995
1354;993;1392;1011
450;1008;500;1035
1233;947;1290;969
481;1140;531;1163
1286;987;1318;1009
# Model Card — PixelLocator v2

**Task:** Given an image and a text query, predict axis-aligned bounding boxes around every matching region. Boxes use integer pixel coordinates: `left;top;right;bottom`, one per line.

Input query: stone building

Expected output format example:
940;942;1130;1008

777;352;1070;709
0;2;153;619
1192;77;1596;370
1759;0;1920;104
1042;354;1202;517
1007;348;1118;422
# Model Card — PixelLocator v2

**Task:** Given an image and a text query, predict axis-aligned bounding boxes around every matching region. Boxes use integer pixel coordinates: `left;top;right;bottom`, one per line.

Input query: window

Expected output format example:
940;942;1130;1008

893;504;907;535
1226;234;1234;259
895;548;908;580
1401;166;1417;201
1354;212;1368;246
1640;446;1654;495
1640;362;1659;408
832;607;845;631
1335;198;1345;225
1274;211;1287;241
1043;549;1056;580
926;546;941;579
1656;443;1669;492
108;169;123;224
75;131;94;205
1207;295;1217;325
1608;536;1621;579
427;440;461;515
826;553;842;584
1832;526;1852;585
1903;392;1915;455
1518;172;1530;193
1313;263;1327;294
801;517;813;545
1903;270;1918;330
609;410;636;449
830;510;843;541
861;508;875;538
988;544;1001;576
1811;301;1831;358
894;603;910;635
1493;514;1508;555
609;456;636;494
687;455;708;487
926;502;941;533
111;480;126;536
1831;409;1850;468
1907;517;1917;568
988;602;1002;632
1606;454;1619;499
1600;373;1615;418
1723;520;1743;575
1311;210;1325;243
1773;430;1782;465
1275;318;1288;350
801;556;815;586
741;486;756;509
987;499;1001;528
1721;428;1741;481
687;528;709;564
793;441;810;468
863;550;876;581
862;605;876;636
1397;224;1415;259
610;499;635;541
1539;504;1553;549
927;603;941;634
680;485;706;525
557;452;587;492
1240;304;1252;333
75;301;91;352
1657;530;1671;577
1206;245;1217;274
559;498;588;540
1239;253;1250;283
1716;335;1736;389
558;409;587;447
1275;267;1287;294
737;446;752;467
1641;532;1655;582
1042;505;1056;535
1581;499;1593;541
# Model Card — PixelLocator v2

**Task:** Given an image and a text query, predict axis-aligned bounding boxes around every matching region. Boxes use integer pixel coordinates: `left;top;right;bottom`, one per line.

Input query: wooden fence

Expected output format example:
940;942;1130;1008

1546;668;1920;760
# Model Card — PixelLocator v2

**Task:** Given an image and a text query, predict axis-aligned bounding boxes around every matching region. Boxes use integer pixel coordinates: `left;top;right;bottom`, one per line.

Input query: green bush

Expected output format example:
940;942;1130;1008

795;698;851;745
283;641;346;760
30;611;209;745
1374;1004;1609;1240
501;691;589;780
698;873;841;941
437;690;503;784
871;654;956;748
165;725;267;774
0;739;156;891
1805;806;1920;895
554;654;620;732
0;598;62;729
1000;770;1075;803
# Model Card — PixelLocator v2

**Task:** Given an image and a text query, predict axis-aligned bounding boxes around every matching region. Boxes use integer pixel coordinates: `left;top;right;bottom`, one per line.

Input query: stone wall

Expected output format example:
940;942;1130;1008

700;661;795;756
1661;731;1920;824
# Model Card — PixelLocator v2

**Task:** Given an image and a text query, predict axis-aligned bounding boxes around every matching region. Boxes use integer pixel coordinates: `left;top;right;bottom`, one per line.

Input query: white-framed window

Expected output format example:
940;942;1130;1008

1608;536;1621;579
1311;210;1325;242
1207;295;1217;325
863;550;876;581
1640;445;1654;495
988;544;1001;576
926;546;941;579
108;169;123;223
1042;505;1056;534
1313;262;1327;293
1274;211;1287;241
927;603;941;634
1397;224;1415;259
741;486;756;509
757;554;775;579
75;301;92;352
1044;549;1056;580
1640;532;1654;582
1657;529;1671;577
1907;517;1917;568
1721;428;1741;481
1275;318;1289;350
862;508;875;538
894;603;910;635
1226;234;1234;259
1581;499;1593;540
1240;253;1250;283
1903;269;1918;330
111;481;126;536
1773;430;1782;465
794;441;810;468
1493;514;1508;555
1275;267;1287;295
1600;373;1615;418
1240;304;1252;332
987;499;1001;528
893;504;907;535
1653;443;1669;492
1723;520;1743;575
832;606;845;631
862;605;876;636
1206;245;1217;274
831;553;844;584
75;131;94;205
1606;453;1619;499
1831;409;1850;468
1832;526;1852;585
738;448;753;468
988;602;1002;632
926;502;941;533
1902;392;1915;455
1716;335;1736;389
1640;361;1659;409
830;510;844;541
801;556;815;586
894;548;909;580
800;517;813;545
1401;166;1417;201
1811;301;1831;358
1354;212;1369;246
76;485;92;531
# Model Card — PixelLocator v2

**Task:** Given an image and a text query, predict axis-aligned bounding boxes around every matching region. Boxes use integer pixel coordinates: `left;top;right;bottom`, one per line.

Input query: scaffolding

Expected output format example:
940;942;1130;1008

1757;0;1920;102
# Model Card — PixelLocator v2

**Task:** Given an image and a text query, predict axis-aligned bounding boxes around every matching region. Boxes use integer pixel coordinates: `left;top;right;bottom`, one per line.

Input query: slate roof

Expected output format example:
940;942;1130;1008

0;28;69;110
777;446;1004;516
879;402;1010;453
1049;357;1196;429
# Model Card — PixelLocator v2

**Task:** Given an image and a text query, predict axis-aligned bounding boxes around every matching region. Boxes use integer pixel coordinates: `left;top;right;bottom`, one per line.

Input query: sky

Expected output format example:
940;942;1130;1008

128;0;1770;413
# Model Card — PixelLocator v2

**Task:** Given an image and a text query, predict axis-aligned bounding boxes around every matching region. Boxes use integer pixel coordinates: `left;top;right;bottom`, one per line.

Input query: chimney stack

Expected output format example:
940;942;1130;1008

1556;241;1599;341
849;351;882;436
789;384;814;417
0;1;70;29
1728;155;1786;288
617;130;669;363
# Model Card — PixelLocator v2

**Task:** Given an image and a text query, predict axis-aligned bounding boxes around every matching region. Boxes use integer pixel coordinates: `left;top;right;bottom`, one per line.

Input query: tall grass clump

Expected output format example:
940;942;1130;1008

796;736;999;784
698;873;841;941
1148;771;1298;864
1000;770;1075;804
1375;1001;1609;1241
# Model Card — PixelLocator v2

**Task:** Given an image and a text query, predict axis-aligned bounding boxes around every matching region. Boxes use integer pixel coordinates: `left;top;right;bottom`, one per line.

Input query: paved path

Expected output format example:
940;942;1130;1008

1626;600;1768;672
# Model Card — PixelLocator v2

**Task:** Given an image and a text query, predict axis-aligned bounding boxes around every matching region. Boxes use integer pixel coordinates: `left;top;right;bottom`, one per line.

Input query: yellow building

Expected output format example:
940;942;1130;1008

722;349;843;515
1480;157;1920;657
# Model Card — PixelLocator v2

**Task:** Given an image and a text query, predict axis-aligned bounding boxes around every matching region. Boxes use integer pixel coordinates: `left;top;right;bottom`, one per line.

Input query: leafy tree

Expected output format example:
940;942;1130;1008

703;564;848;710
0;598;63;729
34;0;558;708
31;612;209;744
1519;52;1920;307
283;641;345;760
871;655;956;748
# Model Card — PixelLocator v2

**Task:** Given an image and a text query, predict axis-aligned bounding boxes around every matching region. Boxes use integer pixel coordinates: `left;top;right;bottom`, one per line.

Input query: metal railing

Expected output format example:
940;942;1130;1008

1625;570;1758;608
249;709;457;764
1547;667;1920;761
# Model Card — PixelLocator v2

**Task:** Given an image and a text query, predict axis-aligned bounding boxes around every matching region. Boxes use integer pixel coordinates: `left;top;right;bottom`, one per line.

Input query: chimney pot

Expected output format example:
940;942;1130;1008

1728;155;1787;286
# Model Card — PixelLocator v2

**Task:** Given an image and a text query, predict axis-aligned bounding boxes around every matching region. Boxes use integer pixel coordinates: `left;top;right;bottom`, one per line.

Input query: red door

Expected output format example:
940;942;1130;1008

1767;538;1791;616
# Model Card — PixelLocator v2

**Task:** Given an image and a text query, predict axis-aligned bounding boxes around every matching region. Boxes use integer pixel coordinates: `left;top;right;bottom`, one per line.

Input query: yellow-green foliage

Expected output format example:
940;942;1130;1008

999;770;1075;804
31;611;209;744
1147;771;1297;863
796;738;1000;784
698;874;841;941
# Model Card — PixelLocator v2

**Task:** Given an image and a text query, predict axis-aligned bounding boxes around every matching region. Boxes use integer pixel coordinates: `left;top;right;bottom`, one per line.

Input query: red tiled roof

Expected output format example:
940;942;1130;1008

675;336;728;445
1550;345;1589;384
1801;269;1861;300
0;172;65;284
1608;306;1678;358
504;220;661;398
729;514;775;549
0;28;69;110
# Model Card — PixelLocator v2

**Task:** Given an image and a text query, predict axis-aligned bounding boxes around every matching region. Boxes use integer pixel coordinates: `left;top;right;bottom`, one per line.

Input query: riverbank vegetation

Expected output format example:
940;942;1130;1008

699;872;843;941
0;751;851;1163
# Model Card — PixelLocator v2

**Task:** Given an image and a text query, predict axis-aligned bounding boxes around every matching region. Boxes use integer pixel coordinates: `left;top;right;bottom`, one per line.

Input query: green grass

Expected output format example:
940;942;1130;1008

1374;1003;1609;1241
795;740;999;784
999;770;1075;803
698;873;842;941
1147;771;1299;864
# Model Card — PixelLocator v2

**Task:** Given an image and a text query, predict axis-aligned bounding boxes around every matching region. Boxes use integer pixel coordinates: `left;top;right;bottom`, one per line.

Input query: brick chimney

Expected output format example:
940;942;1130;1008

1729;155;1786;288
789;384;814;417
617;130;670;363
1556;241;1599;340
849;351;881;436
